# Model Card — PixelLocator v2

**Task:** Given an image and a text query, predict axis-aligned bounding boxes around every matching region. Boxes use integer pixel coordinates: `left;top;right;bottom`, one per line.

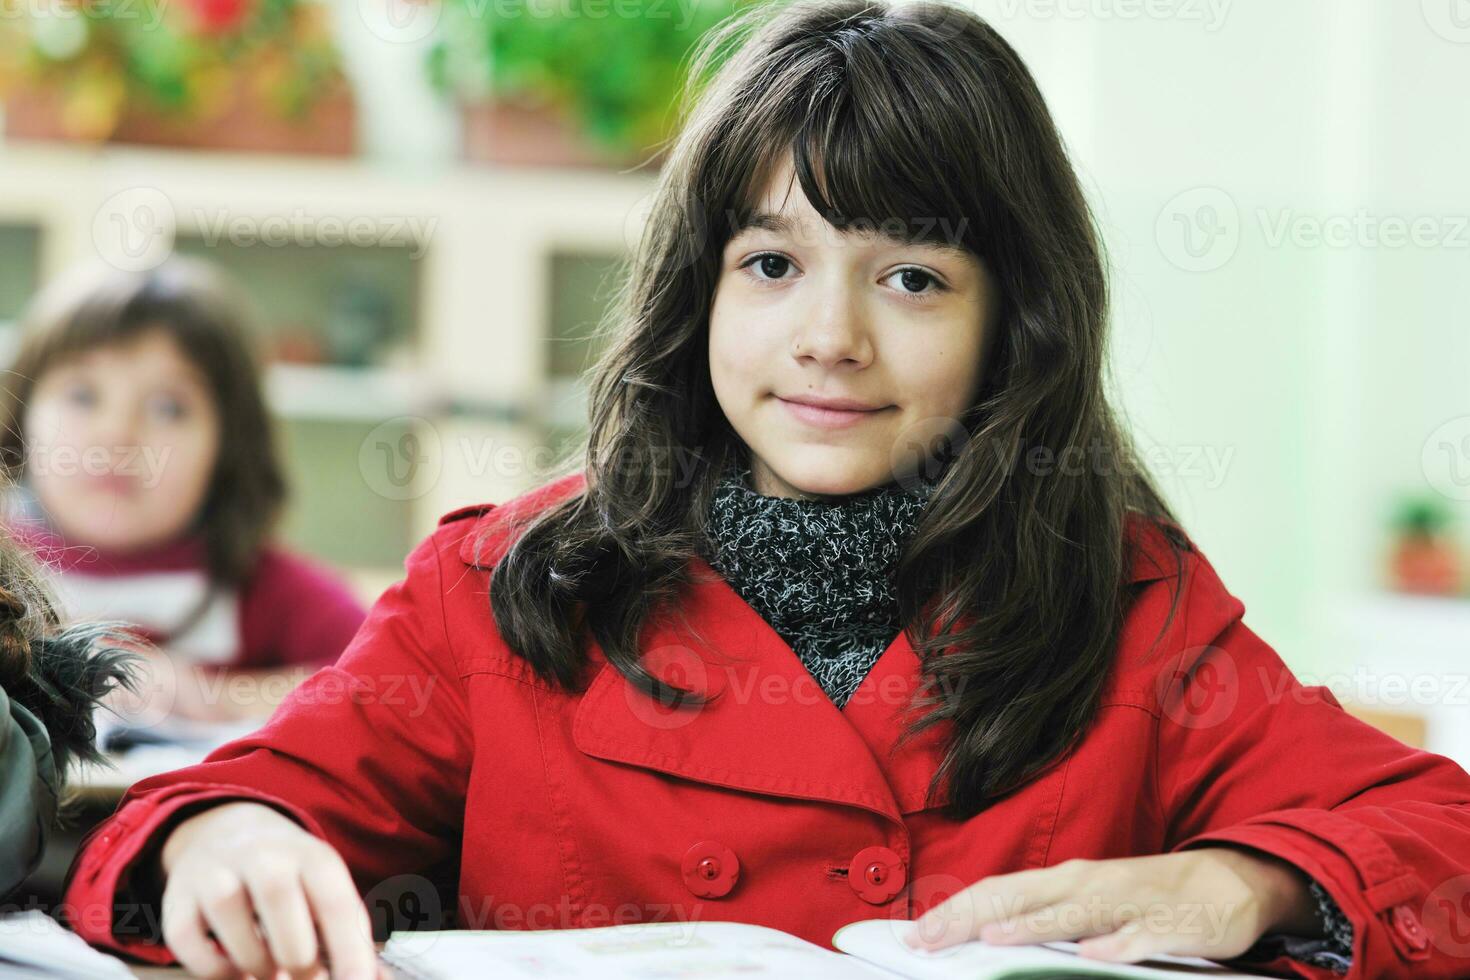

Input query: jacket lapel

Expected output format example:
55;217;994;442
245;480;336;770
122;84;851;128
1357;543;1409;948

571;553;908;824
838;635;957;815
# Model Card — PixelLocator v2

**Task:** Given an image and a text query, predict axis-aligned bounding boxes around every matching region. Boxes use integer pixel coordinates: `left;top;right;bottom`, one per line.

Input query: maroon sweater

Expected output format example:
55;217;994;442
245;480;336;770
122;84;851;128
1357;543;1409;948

9;523;367;670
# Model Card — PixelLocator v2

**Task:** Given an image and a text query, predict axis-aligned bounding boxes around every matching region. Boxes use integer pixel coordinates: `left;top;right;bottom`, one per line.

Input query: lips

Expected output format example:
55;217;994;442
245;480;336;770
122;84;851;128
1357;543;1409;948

776;395;891;430
778;394;887;412
87;473;139;494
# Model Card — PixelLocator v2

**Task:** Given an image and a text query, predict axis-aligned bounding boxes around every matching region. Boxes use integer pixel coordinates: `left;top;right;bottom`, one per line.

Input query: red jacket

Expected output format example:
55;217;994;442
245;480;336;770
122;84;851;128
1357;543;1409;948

63;473;1470;977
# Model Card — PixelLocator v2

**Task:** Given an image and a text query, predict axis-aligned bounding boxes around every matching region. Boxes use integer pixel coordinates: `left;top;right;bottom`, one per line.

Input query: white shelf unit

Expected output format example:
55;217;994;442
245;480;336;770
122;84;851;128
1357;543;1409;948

1321;593;1470;770
0;142;658;582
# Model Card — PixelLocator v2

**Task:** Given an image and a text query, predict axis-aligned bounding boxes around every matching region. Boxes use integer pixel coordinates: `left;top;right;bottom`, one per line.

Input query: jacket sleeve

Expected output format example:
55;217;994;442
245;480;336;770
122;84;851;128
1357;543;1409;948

0;685;55;901
1153;549;1470;979
61;528;474;965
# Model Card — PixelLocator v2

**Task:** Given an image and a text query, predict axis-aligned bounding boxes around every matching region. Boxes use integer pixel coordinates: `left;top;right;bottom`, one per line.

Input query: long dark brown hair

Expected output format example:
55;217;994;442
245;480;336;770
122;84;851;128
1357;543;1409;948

0;257;287;589
490;0;1191;820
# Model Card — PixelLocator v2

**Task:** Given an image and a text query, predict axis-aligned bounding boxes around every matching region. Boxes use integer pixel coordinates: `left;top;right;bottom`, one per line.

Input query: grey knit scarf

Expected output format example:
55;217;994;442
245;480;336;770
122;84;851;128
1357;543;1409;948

701;461;936;709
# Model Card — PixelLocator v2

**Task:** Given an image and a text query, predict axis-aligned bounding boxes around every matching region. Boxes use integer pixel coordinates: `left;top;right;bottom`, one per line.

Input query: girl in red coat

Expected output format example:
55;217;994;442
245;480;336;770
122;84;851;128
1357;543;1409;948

63;2;1470;978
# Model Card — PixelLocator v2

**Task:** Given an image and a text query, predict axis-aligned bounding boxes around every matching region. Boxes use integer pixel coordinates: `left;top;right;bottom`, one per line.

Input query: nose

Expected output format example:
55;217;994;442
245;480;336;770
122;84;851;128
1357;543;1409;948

789;276;874;370
88;397;142;457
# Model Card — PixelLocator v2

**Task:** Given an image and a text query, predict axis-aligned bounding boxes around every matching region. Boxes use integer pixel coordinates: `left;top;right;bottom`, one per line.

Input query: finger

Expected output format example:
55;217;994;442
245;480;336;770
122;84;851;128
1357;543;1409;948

193;870;277;980
1076;918;1160;963
299;851;378;980
970;901;1126;947
907;861;1087;950
162;891;239;980
243;862;322;979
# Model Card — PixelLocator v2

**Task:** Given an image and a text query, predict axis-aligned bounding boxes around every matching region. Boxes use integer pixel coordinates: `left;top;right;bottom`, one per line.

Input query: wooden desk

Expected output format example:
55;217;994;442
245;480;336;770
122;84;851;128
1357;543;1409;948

1341;703;1429;748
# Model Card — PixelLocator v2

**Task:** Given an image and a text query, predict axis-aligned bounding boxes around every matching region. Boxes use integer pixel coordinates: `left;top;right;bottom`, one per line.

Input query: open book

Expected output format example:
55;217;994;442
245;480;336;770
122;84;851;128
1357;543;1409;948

0;910;136;980
78;714;263;797
381;917;1273;979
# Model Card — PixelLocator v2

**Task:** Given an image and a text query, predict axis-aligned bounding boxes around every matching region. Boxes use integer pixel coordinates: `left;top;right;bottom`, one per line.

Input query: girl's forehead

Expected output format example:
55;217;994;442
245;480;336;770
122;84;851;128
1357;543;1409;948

740;152;815;219
48;328;208;384
729;147;975;258
735;153;848;236
729;179;976;264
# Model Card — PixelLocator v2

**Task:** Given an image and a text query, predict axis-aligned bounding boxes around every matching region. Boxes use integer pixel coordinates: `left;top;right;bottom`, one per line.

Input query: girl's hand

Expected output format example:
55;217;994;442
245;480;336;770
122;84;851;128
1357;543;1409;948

101;646;219;724
905;848;1321;965
103;648;301;724
158;801;388;980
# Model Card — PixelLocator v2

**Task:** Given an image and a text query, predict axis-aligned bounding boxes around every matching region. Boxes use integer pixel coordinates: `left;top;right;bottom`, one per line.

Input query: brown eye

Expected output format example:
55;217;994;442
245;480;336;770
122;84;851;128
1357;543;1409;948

742;253;793;280
885;266;947;298
898;269;935;292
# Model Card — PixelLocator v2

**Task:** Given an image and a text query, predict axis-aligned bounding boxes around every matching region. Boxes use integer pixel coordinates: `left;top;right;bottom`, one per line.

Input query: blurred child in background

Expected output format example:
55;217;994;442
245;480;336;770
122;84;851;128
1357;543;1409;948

0;521;136;899
0;257;368;726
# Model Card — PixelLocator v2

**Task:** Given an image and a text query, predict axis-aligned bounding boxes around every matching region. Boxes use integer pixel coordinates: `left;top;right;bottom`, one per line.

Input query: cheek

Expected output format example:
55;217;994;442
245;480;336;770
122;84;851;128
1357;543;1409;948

22;397;83;452
709;287;789;384
147;422;219;493
707;291;764;399
21;400;89;502
891;326;986;418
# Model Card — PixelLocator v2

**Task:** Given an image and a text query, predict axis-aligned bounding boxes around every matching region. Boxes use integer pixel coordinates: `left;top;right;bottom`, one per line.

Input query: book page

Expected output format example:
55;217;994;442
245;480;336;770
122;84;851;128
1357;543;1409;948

832;919;1277;980
382;920;904;979
0;910;137;980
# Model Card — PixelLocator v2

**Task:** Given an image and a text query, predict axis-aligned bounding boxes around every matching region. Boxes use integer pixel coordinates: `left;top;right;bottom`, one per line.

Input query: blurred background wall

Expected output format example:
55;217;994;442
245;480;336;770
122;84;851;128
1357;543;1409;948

1;0;1465;758
986;0;1470;754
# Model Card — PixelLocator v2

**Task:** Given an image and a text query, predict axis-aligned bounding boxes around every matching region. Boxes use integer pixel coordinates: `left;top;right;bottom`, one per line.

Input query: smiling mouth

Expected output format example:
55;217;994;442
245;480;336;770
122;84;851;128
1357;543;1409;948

776;396;893;430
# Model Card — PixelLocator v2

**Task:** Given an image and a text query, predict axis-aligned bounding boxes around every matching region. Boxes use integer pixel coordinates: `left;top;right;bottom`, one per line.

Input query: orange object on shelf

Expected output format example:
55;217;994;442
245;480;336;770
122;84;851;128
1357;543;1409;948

4;82;356;157
459;98;665;171
1391;535;1462;596
1387;497;1463;597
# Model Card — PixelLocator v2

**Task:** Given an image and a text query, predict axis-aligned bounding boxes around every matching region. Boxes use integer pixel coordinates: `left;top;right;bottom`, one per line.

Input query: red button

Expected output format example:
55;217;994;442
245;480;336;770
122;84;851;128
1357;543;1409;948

681;840;739;898
849;846;906;904
1393;904;1429;952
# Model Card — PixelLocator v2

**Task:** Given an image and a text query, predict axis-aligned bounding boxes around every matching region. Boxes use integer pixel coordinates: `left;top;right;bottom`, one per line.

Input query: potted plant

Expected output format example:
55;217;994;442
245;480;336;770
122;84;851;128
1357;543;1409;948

1387;496;1463;596
0;0;355;155
426;0;759;169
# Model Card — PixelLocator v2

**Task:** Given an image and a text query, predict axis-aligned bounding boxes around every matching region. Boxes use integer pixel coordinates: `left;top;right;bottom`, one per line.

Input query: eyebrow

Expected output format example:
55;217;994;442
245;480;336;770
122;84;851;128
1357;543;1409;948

737;210;797;236
731;209;973;260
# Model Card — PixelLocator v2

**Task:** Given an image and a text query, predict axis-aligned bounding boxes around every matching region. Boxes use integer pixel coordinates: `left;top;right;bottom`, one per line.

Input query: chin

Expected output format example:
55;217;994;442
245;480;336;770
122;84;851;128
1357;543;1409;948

78;527;147;552
58;508;155;553
762;452;892;499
